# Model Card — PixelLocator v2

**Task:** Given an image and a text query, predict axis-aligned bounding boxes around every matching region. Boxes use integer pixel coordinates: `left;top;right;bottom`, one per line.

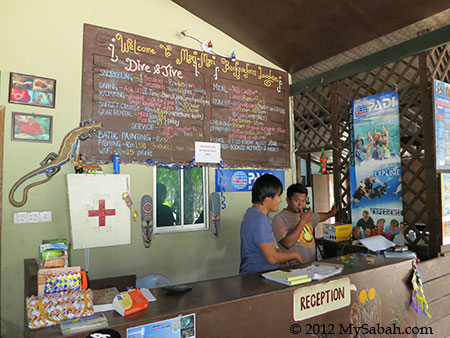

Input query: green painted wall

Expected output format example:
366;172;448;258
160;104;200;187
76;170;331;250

0;0;292;335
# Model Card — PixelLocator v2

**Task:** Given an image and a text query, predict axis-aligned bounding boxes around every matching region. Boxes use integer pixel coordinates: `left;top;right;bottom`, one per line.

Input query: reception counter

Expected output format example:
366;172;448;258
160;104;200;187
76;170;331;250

24;255;417;338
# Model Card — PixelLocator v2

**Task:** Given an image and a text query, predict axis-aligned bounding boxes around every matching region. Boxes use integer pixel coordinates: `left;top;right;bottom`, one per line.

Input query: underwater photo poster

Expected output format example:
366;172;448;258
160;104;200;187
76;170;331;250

11;112;52;143
9;72;56;108
349;91;403;232
433;79;450;170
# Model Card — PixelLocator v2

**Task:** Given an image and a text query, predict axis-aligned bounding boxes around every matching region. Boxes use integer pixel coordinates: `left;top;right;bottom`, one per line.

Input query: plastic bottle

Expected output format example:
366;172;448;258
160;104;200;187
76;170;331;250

113;153;120;174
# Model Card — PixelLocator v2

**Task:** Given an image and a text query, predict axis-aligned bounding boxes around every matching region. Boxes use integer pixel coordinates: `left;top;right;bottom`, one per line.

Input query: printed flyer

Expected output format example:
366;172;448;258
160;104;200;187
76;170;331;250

350;91;403;235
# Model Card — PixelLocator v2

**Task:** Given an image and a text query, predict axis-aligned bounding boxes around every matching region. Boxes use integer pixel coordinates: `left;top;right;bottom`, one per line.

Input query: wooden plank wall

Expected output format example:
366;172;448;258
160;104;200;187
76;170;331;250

417;255;450;337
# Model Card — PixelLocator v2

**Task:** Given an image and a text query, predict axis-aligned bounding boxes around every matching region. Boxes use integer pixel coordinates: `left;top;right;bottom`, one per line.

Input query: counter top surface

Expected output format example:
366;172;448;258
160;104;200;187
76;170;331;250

24;254;411;337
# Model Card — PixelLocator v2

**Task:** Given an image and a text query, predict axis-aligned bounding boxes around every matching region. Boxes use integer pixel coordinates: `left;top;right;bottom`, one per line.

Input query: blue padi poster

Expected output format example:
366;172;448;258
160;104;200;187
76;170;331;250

350;91;403;233
433;79;450;170
215;169;285;192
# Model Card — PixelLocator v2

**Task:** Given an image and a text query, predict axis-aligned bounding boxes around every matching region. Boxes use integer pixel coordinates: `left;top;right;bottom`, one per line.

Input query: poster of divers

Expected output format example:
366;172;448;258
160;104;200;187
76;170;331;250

350;91;403;232
433;79;450;170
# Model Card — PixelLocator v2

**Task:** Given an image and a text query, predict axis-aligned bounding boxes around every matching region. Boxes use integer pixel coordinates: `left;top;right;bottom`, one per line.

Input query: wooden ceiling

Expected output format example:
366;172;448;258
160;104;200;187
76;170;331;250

172;0;450;76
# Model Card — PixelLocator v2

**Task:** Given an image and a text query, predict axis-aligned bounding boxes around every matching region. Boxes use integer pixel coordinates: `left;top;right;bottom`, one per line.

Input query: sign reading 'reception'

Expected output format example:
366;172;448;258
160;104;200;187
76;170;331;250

293;278;356;321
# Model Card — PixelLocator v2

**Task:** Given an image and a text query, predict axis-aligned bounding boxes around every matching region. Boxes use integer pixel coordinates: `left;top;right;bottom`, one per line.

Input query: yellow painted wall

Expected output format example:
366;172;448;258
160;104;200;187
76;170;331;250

0;0;292;335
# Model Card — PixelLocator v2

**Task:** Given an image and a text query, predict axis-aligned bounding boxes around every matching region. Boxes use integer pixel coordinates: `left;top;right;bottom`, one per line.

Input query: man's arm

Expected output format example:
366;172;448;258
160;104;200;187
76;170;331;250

258;242;302;265
318;205;337;222
278;209;313;249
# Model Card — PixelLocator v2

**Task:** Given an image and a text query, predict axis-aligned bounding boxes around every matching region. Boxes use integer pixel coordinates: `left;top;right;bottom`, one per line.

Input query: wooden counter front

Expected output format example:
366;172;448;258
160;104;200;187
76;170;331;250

24;255;417;338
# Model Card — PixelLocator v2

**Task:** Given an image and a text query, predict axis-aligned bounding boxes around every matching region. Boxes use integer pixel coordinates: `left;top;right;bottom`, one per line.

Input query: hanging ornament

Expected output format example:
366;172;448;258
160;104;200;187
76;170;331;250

177;30;237;61
319;148;328;174
411;260;431;318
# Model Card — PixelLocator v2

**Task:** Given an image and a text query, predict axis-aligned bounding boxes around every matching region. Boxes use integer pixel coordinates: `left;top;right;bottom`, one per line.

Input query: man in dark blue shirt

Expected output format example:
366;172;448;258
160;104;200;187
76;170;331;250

239;174;303;274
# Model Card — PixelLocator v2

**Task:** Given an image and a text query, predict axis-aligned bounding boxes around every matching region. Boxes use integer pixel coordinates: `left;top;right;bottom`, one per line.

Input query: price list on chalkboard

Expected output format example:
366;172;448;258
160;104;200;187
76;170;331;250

81;24;290;168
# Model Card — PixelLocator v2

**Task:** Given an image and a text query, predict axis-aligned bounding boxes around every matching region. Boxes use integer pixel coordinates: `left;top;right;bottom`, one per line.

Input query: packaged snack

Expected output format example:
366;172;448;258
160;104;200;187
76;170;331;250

40;240;68;268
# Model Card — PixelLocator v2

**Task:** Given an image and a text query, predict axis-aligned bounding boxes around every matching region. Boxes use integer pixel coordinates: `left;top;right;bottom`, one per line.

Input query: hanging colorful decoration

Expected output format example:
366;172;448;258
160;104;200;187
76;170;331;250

177;29;237;61
411;260;432;318
122;177;138;222
319;148;328;174
146;157;228;210
217;159;227;210
146;157;196;170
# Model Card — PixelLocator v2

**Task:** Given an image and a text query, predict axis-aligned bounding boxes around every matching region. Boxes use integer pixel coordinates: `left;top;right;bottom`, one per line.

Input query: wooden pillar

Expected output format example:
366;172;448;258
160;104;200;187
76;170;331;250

330;83;342;222
306;153;312;186
419;53;440;258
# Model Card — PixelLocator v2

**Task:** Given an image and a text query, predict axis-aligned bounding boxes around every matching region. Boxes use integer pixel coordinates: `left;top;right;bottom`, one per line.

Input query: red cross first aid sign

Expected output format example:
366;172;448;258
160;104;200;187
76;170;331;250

66;174;131;249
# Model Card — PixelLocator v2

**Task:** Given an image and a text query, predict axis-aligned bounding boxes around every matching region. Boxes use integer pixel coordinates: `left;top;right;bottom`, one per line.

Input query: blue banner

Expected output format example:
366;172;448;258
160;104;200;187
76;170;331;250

433;79;450;170
215;169;285;192
350;91;403;232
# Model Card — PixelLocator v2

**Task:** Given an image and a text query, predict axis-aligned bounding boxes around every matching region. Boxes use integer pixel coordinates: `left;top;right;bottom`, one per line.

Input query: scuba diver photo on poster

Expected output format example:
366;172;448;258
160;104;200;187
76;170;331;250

350;91;403;237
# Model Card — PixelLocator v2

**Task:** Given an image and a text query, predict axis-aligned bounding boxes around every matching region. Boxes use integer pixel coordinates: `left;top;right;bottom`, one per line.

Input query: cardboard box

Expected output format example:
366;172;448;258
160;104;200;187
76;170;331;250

324;224;352;242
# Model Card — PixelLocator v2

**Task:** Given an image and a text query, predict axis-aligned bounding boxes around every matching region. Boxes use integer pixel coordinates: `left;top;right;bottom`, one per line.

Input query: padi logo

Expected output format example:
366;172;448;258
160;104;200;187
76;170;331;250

366;96;396;111
231;171;248;190
354;104;368;118
355;95;397;119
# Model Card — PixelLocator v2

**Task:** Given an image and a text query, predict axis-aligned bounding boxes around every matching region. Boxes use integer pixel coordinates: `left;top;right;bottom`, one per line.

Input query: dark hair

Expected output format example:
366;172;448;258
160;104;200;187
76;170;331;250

251;174;283;204
286;183;308;200
362;210;369;215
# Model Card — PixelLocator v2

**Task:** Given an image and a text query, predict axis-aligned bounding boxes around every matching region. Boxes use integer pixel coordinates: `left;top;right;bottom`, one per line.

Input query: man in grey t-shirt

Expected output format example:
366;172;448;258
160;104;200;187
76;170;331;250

272;183;336;265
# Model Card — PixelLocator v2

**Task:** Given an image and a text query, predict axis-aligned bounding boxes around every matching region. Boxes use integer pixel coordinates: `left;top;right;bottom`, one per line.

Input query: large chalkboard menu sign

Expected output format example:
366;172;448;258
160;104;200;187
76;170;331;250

81;24;290;168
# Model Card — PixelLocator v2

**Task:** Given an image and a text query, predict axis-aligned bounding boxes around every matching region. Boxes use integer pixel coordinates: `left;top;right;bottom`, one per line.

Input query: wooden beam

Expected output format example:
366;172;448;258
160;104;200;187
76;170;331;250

290;25;450;96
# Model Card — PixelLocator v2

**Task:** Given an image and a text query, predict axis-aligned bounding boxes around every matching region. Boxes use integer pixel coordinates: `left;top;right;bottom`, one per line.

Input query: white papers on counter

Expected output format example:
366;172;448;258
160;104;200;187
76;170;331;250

354;235;396;252
290;262;344;281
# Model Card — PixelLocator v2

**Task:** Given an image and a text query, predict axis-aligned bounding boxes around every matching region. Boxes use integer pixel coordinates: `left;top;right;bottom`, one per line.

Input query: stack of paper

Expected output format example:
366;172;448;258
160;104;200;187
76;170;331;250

384;251;417;259
60;313;108;336
291;262;344;281
354;235;396;252
262;270;312;286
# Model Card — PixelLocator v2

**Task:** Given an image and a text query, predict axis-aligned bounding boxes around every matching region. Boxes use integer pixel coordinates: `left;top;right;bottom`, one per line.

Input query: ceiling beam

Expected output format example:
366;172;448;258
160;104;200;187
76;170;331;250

290;24;450;96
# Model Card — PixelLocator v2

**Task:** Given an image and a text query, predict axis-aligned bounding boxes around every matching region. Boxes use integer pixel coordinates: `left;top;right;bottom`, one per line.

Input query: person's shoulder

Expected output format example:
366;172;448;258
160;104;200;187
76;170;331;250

273;208;289;218
272;208;289;224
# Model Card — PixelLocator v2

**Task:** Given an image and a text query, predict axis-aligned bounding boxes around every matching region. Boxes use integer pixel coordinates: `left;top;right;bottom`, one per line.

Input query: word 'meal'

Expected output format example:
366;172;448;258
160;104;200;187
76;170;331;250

125;58;183;79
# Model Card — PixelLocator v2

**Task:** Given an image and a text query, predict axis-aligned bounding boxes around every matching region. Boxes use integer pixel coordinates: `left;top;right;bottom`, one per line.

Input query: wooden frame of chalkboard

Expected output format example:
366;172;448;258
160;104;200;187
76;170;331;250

80;24;290;168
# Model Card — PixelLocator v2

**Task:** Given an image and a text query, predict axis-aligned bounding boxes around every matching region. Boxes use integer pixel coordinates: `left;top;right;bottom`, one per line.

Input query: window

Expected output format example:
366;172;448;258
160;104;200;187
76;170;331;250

154;166;208;233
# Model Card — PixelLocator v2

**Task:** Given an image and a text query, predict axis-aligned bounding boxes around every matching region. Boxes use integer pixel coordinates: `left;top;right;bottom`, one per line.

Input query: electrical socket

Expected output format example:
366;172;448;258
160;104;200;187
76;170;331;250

27;211;40;223
40;211;52;223
14;212;28;224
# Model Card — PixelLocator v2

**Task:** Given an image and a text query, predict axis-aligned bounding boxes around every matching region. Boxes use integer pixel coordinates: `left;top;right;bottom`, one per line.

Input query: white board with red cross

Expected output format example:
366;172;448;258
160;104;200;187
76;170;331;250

66;174;131;249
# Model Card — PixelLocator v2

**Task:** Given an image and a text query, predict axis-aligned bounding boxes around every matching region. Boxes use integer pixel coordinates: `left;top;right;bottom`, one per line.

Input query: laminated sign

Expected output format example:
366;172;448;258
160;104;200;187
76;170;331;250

293;277;356;321
66;174;131;249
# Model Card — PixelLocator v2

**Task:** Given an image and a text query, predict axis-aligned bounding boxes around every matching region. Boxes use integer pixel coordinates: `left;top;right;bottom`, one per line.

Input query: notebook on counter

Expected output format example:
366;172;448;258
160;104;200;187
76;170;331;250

262;270;312;286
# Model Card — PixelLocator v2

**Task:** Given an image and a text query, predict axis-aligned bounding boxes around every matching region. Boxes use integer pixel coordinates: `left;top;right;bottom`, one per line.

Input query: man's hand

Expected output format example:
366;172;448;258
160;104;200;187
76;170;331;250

329;205;337;217
299;208;312;224
294;252;303;264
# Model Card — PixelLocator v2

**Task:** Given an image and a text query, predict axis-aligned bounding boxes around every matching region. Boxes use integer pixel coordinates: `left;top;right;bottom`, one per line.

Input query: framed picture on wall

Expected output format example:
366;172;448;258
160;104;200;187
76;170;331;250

9;72;56;108
11;112;53;143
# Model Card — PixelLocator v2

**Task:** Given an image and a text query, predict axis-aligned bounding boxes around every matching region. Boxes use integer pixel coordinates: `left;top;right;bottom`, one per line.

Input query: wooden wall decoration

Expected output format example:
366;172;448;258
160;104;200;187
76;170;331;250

80;24;290;168
293;43;450;259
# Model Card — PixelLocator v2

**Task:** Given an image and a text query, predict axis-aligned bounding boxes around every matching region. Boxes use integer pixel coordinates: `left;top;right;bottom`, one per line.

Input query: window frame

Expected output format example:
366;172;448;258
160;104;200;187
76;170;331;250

153;166;209;234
